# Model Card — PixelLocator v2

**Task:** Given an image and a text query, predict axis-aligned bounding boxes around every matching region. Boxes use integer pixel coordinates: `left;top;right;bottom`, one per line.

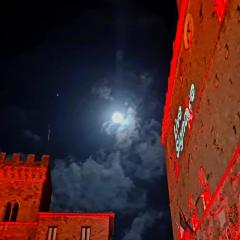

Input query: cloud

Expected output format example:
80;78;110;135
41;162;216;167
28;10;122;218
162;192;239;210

51;107;165;216
140;72;153;90
102;106;165;179
92;80;113;101
102;107;140;148
23;129;41;142
122;210;162;240
51;151;146;212
133;120;165;179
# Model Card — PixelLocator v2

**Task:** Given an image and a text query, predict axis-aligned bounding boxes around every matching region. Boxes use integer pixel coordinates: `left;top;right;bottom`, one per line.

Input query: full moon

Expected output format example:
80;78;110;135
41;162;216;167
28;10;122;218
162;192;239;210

112;112;124;124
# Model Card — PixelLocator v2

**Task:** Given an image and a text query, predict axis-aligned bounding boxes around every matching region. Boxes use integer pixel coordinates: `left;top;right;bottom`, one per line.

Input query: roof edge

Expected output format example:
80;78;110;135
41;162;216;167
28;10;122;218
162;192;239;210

39;212;115;219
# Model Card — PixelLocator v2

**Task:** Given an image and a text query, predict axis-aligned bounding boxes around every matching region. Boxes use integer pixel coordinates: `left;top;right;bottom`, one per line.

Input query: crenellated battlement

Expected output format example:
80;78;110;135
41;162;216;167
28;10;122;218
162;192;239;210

0;152;49;168
0;153;49;183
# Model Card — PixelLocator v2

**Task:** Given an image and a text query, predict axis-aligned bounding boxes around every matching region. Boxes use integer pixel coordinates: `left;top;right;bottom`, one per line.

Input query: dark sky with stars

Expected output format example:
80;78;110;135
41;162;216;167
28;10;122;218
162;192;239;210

0;1;178;239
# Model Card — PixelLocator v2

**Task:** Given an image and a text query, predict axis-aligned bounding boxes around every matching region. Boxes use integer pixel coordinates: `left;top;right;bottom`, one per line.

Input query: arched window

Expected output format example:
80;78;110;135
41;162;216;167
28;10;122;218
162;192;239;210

10;202;19;221
3;202;12;222
3;202;19;222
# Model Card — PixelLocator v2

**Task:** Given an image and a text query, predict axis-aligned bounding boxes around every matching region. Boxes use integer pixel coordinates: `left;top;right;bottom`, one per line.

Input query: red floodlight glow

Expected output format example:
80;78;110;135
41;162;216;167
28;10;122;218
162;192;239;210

213;0;229;23
195;144;240;233
0;222;38;225
161;0;189;144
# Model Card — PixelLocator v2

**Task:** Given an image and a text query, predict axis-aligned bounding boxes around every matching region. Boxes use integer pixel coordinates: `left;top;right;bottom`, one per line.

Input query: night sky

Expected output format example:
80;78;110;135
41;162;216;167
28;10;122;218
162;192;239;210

0;1;178;239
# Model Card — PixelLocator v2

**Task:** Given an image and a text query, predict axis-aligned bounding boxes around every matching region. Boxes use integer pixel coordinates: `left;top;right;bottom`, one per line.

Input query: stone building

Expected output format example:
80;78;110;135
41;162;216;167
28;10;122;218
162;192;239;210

162;0;240;239
0;153;114;240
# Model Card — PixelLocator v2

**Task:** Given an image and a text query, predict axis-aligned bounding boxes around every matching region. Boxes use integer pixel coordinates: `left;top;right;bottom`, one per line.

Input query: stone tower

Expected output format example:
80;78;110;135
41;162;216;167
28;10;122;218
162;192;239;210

0;153;51;239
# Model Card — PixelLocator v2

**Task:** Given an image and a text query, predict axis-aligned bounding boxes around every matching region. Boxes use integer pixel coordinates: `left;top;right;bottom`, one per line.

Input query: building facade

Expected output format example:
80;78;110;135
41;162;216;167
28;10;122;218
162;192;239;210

162;0;240;239
0;153;114;240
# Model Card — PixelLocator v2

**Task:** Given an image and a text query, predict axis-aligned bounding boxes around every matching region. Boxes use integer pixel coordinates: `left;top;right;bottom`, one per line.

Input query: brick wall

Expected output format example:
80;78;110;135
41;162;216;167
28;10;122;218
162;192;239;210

0;222;38;240
36;213;114;240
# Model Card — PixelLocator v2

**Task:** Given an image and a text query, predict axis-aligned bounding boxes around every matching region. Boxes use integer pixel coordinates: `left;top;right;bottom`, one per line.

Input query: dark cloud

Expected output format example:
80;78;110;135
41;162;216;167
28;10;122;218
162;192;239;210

23;129;41;142
123;210;162;240
140;72;153;89
51;112;164;212
51;120;166;239
92;80;114;101
51;152;146;212
0;106;45;153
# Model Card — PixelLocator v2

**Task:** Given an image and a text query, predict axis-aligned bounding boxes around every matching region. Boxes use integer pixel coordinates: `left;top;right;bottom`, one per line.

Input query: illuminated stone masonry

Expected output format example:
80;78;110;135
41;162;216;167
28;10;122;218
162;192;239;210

0;152;115;240
162;0;240;239
194;145;240;239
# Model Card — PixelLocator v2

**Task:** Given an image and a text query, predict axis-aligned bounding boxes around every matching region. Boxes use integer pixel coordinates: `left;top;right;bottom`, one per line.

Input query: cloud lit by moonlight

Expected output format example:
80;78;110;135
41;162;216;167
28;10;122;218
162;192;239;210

112;112;124;124
102;107;140;146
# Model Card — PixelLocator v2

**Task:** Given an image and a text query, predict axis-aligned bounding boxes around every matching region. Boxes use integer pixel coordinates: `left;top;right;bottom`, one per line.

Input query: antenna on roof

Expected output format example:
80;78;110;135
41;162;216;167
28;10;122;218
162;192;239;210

47;124;51;143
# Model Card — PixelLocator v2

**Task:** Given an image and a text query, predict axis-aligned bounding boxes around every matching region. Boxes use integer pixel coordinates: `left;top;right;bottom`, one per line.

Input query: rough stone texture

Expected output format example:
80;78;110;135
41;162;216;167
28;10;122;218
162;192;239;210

0;153;49;223
177;0;183;11
0;153;115;240
0;223;38;240
162;0;240;239
36;213;113;240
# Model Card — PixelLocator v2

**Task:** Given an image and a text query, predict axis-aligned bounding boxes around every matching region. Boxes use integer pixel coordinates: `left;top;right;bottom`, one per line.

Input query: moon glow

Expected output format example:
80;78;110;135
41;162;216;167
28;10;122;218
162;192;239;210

112;112;124;124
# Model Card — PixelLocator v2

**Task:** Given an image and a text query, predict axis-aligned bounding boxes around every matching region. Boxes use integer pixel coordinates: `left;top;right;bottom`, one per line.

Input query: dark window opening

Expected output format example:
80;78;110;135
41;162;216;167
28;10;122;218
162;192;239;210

3;202;12;221
10;202;19;221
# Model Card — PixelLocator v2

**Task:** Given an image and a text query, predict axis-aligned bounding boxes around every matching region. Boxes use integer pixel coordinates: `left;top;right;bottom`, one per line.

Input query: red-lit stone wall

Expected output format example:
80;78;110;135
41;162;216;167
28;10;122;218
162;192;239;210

0;223;38;240
177;0;183;12
36;213;114;240
0;153;49;222
162;0;240;239
0;152;115;240
0;153;49;240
